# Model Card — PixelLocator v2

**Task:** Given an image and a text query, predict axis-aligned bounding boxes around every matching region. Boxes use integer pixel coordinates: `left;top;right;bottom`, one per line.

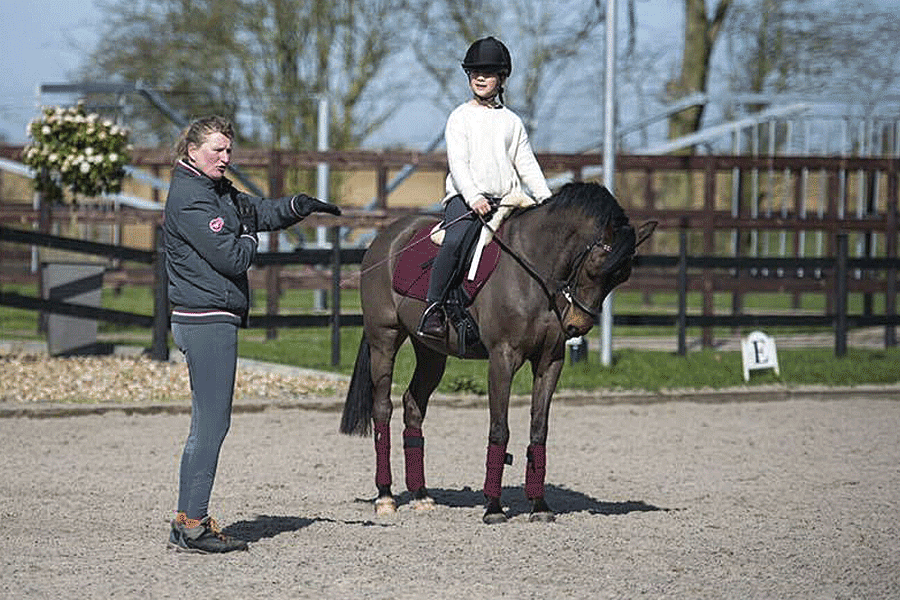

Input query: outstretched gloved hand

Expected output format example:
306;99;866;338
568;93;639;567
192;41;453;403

292;194;342;217
236;196;258;242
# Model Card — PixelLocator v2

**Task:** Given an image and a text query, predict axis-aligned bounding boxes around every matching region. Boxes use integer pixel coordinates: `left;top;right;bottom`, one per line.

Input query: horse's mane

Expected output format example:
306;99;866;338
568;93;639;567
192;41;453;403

539;181;636;274
543;181;629;232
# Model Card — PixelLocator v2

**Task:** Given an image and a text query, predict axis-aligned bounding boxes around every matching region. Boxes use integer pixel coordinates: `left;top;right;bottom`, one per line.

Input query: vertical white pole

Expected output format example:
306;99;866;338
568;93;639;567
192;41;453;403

31;85;41;274
600;0;617;366
314;96;330;310
316;97;329;241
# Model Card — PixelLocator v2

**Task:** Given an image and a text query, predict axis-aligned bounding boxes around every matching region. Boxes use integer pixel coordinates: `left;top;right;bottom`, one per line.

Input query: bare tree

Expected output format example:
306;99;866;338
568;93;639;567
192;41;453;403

724;0;801;96
719;0;900;155
85;0;244;144
666;0;733;147
727;0;900;98
83;0;410;151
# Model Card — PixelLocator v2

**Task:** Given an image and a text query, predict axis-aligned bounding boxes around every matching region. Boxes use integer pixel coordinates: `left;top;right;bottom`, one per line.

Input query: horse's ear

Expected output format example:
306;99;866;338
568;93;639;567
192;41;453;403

635;221;657;249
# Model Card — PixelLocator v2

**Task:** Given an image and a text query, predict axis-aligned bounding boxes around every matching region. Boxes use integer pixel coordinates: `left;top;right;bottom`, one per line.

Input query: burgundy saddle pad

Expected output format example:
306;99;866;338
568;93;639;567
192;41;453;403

392;222;502;302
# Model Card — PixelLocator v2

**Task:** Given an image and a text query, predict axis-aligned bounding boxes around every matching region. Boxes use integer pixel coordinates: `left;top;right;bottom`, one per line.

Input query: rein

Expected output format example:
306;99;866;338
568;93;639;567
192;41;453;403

347;203;614;338
351;210;477;282
474;211;567;328
476;211;612;337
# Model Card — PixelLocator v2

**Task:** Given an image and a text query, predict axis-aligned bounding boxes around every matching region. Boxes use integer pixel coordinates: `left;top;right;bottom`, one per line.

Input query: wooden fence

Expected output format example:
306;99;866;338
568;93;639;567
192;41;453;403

1;223;897;364
1;148;898;359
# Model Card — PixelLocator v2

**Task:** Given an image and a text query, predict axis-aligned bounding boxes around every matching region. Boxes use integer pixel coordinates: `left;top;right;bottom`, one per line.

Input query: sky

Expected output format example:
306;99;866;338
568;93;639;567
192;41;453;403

0;0;102;144
10;1;896;154
0;0;679;152
0;0;447;147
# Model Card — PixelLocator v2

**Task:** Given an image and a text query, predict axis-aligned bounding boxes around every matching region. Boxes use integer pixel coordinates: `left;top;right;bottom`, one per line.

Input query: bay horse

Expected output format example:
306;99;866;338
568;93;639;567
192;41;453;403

340;181;655;523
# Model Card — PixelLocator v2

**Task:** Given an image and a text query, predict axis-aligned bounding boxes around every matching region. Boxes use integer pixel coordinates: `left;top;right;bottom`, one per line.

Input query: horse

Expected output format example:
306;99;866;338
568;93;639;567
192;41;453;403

340;181;656;523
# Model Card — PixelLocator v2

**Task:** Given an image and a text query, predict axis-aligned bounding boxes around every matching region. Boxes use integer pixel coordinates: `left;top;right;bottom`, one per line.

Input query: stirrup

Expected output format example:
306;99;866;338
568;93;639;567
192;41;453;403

418;302;446;337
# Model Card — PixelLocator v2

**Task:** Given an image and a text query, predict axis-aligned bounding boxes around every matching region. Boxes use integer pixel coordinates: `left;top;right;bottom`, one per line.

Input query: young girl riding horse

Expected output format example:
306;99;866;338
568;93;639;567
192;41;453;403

419;36;552;337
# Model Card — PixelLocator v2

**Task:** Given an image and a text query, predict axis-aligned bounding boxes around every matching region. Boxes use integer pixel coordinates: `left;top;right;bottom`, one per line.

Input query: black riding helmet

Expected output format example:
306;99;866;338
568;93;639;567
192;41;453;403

461;36;512;77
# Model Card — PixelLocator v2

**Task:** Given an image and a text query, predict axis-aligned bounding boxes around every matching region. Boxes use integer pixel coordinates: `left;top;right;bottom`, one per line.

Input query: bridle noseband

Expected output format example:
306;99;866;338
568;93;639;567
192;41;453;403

555;237;614;326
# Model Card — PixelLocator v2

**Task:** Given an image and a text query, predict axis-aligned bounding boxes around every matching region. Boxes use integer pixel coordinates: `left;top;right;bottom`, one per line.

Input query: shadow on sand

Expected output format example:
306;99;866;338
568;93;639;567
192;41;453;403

224;514;393;543
224;484;667;541
397;483;668;519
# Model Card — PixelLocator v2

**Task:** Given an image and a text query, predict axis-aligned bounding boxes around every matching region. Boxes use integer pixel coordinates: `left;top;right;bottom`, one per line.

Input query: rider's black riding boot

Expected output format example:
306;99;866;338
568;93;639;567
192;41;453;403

418;302;446;338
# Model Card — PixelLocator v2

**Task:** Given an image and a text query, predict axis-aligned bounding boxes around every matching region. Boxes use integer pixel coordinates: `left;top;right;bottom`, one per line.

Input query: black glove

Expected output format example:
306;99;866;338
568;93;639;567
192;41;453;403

236;196;258;241
292;194;342;217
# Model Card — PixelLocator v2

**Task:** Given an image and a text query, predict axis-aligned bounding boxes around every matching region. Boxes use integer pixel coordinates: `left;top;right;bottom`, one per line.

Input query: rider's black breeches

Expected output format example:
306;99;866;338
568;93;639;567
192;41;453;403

426;194;476;304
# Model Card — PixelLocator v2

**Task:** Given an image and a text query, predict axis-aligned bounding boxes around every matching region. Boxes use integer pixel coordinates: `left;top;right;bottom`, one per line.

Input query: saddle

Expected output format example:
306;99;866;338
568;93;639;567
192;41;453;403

392;221;502;303
392;220;502;357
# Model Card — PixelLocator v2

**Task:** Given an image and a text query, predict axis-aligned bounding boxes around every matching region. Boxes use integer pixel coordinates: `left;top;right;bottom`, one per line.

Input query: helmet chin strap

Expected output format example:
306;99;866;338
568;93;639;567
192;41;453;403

472;77;506;107
473;92;502;107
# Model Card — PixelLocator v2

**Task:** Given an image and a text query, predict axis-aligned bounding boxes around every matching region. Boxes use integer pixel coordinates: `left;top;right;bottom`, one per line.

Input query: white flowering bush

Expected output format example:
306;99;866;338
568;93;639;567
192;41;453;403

23;103;131;202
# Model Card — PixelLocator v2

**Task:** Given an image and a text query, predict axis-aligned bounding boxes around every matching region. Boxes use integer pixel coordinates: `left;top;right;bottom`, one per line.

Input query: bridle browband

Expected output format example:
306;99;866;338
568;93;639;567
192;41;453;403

476;211;615;338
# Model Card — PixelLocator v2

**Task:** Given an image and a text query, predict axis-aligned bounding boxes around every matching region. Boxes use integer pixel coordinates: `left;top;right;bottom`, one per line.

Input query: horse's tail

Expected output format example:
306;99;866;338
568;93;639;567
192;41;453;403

340;335;374;436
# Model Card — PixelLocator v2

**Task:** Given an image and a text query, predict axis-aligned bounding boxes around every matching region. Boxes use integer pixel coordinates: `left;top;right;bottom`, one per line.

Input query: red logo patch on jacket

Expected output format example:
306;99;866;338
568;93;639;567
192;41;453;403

209;217;224;232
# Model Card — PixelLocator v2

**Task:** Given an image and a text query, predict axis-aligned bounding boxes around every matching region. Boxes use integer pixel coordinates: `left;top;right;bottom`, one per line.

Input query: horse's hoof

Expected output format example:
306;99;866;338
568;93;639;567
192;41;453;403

374;496;397;514
482;509;508;525
529;497;555;522
529;510;556;523
410;495;437;511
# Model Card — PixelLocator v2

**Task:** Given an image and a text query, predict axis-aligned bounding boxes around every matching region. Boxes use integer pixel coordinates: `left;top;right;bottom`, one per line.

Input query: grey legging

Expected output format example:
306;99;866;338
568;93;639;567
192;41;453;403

172;321;238;520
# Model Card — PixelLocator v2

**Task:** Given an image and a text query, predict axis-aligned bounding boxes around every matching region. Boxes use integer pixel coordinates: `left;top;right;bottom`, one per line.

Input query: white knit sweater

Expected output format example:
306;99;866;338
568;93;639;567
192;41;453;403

442;100;553;280
443;101;552;206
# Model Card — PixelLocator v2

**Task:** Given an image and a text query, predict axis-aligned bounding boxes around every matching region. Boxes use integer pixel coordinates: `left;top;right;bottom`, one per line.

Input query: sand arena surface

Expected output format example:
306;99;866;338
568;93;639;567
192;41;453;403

1;394;898;599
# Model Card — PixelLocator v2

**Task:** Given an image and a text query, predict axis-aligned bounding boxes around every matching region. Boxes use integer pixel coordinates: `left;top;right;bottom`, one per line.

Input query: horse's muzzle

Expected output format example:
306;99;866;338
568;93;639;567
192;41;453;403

565;324;588;338
563;312;595;339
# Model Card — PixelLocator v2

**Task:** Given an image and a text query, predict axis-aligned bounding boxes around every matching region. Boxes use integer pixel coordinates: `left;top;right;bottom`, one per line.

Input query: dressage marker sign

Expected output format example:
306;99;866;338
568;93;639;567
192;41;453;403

741;330;780;381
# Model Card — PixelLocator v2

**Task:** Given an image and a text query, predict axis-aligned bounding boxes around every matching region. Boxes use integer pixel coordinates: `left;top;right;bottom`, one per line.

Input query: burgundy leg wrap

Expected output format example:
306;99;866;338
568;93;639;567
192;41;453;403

403;427;425;492
374;421;392;488
483;443;508;499
525;444;547;499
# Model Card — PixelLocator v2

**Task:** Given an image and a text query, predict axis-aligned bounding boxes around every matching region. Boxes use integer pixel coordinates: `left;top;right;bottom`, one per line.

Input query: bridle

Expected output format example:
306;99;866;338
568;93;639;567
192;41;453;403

555;237;614;326
478;212;615;338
